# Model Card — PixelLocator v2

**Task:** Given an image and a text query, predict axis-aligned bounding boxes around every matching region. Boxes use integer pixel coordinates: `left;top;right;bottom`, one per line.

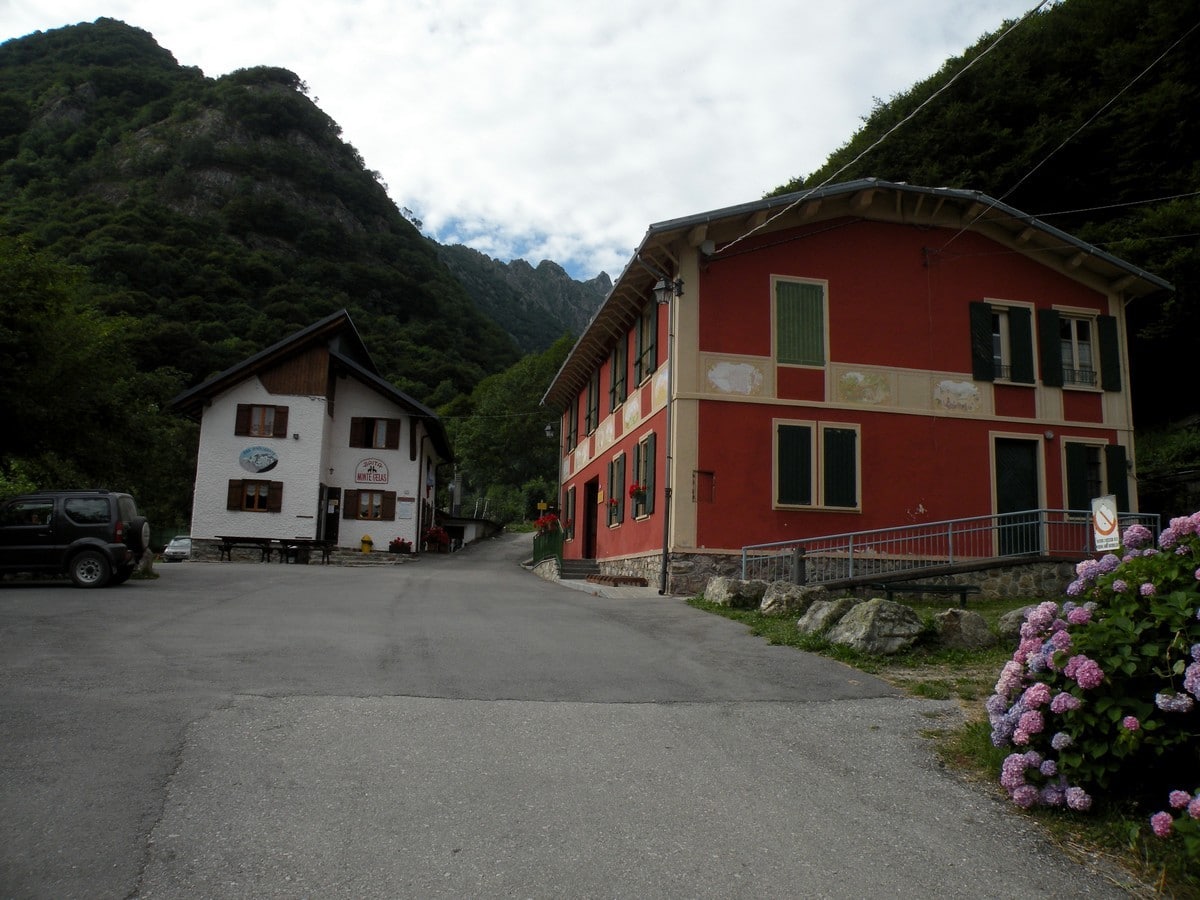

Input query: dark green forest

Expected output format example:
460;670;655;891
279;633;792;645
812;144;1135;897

2;0;1199;532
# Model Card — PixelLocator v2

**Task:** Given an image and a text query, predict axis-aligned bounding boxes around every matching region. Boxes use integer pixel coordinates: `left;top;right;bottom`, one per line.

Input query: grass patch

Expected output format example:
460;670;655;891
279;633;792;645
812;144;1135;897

686;594;1199;898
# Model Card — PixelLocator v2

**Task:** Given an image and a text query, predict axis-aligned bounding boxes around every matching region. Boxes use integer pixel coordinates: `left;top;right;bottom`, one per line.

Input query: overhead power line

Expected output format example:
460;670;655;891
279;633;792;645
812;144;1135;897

717;0;1053;255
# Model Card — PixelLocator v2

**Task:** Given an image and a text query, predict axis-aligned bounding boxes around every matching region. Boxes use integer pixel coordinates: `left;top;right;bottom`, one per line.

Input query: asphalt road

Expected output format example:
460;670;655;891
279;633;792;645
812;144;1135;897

0;533;1140;898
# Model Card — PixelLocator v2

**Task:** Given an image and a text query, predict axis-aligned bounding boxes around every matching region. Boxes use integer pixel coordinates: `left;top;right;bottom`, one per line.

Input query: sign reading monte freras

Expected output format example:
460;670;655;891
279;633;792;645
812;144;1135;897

355;458;389;484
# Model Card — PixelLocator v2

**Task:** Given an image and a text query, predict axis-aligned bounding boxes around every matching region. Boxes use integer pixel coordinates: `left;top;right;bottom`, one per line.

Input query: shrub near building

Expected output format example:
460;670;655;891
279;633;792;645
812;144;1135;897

987;516;1200;862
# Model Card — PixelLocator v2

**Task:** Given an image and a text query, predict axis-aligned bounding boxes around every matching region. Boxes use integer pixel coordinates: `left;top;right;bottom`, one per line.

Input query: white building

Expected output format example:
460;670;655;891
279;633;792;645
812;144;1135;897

170;311;451;556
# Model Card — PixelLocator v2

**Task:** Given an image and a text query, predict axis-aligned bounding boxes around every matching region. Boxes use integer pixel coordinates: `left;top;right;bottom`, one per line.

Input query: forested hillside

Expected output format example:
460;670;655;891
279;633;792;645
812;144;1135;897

0;18;527;403
772;0;1199;436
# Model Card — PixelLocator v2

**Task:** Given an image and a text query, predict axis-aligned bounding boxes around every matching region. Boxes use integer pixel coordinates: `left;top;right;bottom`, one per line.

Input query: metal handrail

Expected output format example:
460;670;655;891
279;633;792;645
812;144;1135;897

740;509;1160;586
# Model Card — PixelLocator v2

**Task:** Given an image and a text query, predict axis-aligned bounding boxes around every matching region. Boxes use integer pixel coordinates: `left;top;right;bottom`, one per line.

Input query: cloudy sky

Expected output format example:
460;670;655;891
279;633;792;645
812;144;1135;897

4;0;1040;279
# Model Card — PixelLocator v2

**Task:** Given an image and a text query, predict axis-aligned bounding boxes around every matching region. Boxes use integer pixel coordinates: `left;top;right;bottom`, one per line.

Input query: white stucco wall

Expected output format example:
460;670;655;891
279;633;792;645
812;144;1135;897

328;376;430;549
190;378;328;541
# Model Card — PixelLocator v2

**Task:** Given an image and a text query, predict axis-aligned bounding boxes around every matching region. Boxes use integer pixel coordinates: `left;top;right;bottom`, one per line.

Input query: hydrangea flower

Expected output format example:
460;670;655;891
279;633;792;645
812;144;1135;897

1066;787;1092;811
1022;683;1051;709
1051;692;1081;714
1051;731;1073;750
1064;655;1105;690
1111;579;1128;594
1140;582;1157;598
1170;790;1191;809
1151;811;1173;838
1155;691;1195;713
1122;523;1152;549
1121;716;1140;731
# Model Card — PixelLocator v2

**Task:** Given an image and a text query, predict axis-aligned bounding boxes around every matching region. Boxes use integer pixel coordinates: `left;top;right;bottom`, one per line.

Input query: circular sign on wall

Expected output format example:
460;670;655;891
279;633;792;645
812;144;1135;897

239;446;278;473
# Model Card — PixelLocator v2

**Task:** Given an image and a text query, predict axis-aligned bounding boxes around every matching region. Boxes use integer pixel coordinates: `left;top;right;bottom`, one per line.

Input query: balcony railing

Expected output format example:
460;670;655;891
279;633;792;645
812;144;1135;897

532;527;565;567
741;509;1160;587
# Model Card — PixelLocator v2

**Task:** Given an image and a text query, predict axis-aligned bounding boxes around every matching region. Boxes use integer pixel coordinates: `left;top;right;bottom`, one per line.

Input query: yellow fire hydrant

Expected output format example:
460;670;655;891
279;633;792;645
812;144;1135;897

361;535;374;553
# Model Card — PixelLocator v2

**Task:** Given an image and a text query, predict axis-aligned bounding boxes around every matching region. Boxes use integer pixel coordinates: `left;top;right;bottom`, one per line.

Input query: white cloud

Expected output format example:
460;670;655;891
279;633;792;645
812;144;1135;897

4;0;1038;277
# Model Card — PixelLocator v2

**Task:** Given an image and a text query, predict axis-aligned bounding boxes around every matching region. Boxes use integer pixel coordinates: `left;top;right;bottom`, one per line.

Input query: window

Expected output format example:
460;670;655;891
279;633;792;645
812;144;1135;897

775;421;859;509
585;370;600;433
606;452;626;526
0;499;54;527
774;278;825;366
634;303;657;383
969;302;1034;384
632;433;656;518
565;402;579;451
350;417;401;449
564;486;576;541
1065;442;1129;511
1037;310;1121;391
609;339;627;411
235;404;289;438
226;479;283;512
1059;316;1096;386
64;498;108;524
342;490;397;521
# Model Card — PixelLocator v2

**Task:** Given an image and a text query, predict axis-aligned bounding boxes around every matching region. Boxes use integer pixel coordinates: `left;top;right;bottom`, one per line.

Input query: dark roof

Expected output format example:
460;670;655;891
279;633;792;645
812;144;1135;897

542;179;1173;410
169;309;452;462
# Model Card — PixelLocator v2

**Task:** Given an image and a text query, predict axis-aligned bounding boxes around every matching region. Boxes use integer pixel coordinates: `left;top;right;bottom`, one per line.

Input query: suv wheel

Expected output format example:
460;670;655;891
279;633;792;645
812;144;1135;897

70;549;112;588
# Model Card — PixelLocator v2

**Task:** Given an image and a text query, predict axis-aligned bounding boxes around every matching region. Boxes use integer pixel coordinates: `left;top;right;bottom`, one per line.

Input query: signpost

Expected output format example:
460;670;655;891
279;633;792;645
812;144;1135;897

1092;495;1119;552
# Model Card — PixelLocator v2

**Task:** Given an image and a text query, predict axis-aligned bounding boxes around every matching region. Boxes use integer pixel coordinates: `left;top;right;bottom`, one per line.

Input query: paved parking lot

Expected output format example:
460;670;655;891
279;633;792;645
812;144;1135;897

1;535;1139;898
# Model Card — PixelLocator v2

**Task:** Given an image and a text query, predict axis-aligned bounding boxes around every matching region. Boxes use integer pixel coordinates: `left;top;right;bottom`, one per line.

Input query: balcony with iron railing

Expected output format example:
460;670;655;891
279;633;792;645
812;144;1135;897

741;509;1160;587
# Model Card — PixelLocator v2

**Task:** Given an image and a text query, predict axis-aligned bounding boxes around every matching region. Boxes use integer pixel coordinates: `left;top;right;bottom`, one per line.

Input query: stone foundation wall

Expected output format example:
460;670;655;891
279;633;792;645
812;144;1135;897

600;550;1078;600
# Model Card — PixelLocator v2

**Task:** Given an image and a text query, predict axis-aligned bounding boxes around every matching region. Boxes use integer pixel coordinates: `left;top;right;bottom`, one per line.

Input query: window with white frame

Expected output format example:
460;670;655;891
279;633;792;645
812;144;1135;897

632;432;656;518
634;303;657;383
1065;442;1129;511
585;370;601;433
609;339;627;411
775;420;859;509
1059;316;1096;386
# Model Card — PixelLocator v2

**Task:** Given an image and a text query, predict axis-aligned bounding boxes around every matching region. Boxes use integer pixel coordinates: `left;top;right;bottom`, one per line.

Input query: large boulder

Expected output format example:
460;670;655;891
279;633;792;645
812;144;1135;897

704;576;768;609
796;597;859;636
934;608;997;650
760;582;827;617
997;605;1034;644
826;598;924;655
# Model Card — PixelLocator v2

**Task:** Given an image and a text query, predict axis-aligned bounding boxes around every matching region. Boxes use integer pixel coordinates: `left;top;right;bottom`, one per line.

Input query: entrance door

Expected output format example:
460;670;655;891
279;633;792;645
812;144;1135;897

582;479;599;559
321;486;341;544
995;438;1041;556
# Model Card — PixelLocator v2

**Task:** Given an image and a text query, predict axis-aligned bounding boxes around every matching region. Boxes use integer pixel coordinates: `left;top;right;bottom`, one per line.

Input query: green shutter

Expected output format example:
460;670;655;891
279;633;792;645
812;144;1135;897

777;424;812;505
1064;443;1090;511
969;302;994;381
776;281;824;365
644;433;656;515
1038;309;1063;387
822;427;858;508
1105;444;1129;511
1009;307;1035;384
1097;315;1122;392
616;453;626;523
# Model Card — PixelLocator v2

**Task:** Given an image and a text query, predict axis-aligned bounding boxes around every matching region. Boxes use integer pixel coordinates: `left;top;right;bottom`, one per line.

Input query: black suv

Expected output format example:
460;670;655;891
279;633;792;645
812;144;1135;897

0;490;150;588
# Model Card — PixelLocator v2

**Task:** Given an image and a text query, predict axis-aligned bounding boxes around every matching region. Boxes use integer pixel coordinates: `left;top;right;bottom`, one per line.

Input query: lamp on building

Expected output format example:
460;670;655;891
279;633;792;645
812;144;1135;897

653;277;683;305
545;423;554;439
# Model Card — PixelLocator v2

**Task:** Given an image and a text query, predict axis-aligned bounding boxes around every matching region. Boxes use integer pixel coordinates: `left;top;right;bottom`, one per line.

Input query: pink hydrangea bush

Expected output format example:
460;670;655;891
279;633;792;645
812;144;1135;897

987;513;1200;858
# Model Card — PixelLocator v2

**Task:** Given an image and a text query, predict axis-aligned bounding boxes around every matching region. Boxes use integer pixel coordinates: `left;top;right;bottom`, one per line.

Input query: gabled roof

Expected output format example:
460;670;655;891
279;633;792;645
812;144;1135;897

541;179;1173;411
169;309;452;461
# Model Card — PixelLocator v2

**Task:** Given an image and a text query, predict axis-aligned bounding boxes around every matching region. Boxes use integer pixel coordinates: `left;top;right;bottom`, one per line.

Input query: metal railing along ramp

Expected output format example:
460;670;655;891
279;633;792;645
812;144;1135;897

741;509;1160;587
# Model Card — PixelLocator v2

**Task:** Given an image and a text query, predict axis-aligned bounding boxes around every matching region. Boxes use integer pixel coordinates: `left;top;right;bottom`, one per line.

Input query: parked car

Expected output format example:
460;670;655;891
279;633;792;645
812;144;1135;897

162;535;191;562
0;490;150;588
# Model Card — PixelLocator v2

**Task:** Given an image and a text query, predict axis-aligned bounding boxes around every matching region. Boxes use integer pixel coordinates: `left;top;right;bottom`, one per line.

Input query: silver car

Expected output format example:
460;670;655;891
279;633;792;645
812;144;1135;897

162;535;191;562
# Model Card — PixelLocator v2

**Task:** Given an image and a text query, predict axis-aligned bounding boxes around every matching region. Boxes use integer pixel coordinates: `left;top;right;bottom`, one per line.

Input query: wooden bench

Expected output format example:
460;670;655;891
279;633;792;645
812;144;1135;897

215;536;274;562
867;582;980;608
276;539;334;565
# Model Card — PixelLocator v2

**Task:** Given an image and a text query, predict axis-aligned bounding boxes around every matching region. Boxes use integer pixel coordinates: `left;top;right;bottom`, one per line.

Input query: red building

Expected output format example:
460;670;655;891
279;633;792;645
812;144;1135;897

541;180;1170;595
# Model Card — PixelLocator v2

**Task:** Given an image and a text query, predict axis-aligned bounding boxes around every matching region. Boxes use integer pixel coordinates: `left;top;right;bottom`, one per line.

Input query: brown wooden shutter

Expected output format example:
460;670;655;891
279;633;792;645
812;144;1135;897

235;405;252;435
343;490;359;519
386;419;401;450
410;420;418;460
349;417;366;448
267;482;283;512
227;480;243;510
273;406;290;437
381;492;397;520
